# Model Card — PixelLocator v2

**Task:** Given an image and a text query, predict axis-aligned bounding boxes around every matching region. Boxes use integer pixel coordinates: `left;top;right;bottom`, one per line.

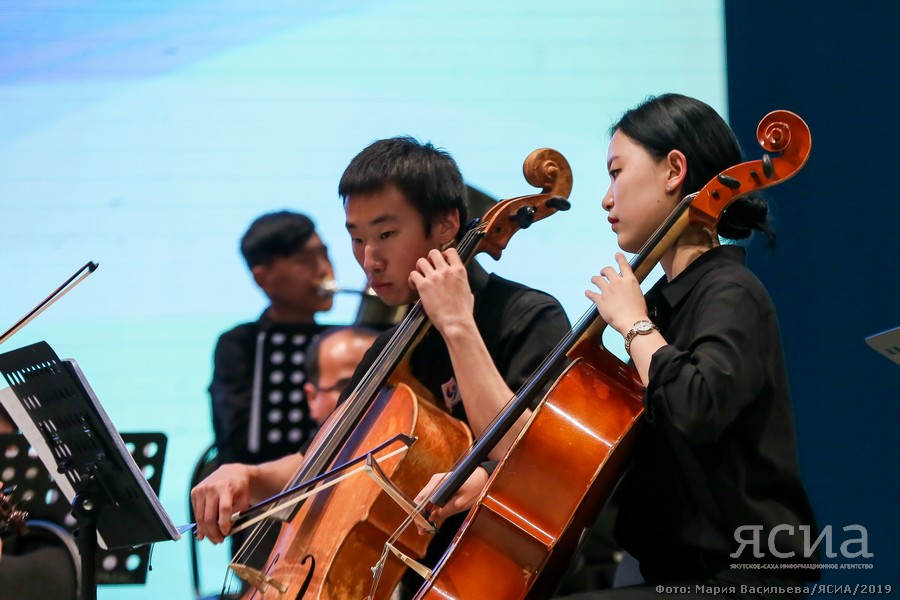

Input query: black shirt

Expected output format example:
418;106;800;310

339;261;571;423
209;314;324;465
614;245;818;582
336;261;570;585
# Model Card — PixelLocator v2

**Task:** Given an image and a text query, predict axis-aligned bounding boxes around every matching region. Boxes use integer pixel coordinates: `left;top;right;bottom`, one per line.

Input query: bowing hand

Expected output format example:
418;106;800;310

190;463;252;544
412;467;489;535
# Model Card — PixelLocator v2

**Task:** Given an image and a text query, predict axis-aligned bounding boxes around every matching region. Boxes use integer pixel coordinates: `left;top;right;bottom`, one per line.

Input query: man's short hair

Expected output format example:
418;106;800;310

337;136;467;238
240;211;316;268
306;325;379;385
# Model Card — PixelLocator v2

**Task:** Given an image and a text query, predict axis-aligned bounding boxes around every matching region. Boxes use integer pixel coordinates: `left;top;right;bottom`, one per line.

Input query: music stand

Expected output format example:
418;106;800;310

0;431;168;585
865;327;900;366
0;341;180;600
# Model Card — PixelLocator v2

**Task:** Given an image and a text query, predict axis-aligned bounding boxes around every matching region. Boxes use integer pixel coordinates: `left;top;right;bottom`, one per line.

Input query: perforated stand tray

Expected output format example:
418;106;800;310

0;431;167;585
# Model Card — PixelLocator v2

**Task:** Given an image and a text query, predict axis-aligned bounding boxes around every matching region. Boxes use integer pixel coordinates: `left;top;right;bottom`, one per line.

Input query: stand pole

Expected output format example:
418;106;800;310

73;491;99;600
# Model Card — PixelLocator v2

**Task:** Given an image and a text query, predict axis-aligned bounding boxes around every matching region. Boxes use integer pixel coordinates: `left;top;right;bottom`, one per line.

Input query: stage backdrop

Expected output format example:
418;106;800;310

0;1;727;597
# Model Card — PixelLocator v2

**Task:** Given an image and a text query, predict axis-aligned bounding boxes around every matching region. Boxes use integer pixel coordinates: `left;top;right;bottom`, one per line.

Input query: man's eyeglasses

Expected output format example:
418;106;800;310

309;376;353;395
289;245;330;266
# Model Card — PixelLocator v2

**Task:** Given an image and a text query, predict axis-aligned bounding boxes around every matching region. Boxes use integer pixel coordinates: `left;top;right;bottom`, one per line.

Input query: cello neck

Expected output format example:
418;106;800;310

428;195;696;508
575;193;695;343
288;225;487;488
430;111;813;508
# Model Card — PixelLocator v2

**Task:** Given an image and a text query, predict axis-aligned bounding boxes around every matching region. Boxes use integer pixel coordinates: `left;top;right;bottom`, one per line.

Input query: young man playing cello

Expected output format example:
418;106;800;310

190;137;569;577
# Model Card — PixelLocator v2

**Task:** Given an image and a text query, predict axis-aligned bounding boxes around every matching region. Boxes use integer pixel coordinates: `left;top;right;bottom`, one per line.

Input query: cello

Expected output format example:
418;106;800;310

408;111;812;599
0;489;29;562
222;148;574;599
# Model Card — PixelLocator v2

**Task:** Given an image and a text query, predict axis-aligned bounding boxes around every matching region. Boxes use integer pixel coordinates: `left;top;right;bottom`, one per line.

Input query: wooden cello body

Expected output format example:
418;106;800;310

416;343;643;599
228;148;574;600
414;111;812;600
245;383;470;599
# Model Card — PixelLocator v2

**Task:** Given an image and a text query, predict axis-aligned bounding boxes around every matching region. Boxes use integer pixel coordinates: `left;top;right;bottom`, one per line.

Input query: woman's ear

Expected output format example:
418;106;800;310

433;209;460;248
665;149;688;194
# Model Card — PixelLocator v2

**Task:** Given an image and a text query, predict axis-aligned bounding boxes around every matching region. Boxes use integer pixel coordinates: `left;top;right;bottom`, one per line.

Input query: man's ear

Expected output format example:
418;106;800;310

251;264;269;292
433;209;460;248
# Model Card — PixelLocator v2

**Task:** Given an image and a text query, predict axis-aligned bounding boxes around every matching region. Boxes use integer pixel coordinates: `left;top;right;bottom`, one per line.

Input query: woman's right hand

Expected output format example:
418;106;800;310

190;463;254;544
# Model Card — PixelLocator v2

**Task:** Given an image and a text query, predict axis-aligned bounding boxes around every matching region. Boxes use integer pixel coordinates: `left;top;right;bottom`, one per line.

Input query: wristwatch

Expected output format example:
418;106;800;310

624;319;659;356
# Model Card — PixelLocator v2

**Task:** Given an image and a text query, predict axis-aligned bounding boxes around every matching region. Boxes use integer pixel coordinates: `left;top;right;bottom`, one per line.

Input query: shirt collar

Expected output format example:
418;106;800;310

653;244;747;309
468;259;490;296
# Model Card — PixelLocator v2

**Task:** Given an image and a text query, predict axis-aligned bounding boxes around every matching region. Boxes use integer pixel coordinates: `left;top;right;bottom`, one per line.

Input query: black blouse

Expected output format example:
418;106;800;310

614;245;819;582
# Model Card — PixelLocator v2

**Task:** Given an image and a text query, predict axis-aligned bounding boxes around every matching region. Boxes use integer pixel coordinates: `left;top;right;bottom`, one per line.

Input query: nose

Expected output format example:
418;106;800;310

601;185;614;212
318;254;334;278
362;244;383;273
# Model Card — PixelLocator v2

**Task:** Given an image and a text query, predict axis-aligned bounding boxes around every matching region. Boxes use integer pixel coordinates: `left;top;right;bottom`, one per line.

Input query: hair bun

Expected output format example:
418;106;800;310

718;194;775;243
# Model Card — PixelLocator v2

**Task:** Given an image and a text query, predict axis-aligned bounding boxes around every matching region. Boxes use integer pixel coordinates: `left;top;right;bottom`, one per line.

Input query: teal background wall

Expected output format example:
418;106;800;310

2;2;732;597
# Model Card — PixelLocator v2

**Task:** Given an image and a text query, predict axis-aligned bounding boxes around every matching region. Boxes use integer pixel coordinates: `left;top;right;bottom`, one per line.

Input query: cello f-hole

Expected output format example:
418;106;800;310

294;554;316;600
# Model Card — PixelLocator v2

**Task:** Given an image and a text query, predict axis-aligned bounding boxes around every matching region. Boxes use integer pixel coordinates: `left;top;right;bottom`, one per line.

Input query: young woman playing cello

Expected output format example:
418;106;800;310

418;94;819;599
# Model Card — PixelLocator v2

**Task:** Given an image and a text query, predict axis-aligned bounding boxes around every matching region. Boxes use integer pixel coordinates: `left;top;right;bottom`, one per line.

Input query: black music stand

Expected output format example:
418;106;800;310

0;431;168;585
0;341;180;600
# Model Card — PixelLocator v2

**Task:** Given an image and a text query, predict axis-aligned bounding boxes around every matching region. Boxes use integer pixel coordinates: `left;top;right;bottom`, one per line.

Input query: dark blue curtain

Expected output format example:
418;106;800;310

726;2;900;585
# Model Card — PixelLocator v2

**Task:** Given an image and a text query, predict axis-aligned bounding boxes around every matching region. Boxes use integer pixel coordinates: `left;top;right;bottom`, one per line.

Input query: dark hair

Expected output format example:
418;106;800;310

612;93;774;242
338;136;467;238
240;211;316;268
305;325;379;385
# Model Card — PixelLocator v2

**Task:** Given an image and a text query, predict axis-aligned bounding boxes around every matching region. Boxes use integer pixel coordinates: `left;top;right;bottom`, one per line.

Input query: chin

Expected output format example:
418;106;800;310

378;289;412;307
618;235;642;254
623;225;662;254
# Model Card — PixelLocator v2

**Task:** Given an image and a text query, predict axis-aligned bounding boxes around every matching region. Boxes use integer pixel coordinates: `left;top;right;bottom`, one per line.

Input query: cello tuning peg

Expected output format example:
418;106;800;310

546;196;571;211
510;205;537;229
716;174;742;189
761;153;775;179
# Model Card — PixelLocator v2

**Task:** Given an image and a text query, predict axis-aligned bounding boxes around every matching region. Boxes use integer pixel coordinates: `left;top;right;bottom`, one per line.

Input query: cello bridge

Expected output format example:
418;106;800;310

363;453;435;535
229;562;289;595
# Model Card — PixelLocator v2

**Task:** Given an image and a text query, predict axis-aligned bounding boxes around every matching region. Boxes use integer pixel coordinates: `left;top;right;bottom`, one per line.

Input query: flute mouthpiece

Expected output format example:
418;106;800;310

317;279;340;297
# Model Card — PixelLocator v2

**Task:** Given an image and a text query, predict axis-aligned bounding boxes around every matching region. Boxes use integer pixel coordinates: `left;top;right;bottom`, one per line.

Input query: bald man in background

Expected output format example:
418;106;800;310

303;326;379;427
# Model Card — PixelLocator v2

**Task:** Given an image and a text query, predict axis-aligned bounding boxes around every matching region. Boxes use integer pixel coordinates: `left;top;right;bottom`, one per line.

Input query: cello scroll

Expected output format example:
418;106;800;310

476;148;572;260
690;110;811;227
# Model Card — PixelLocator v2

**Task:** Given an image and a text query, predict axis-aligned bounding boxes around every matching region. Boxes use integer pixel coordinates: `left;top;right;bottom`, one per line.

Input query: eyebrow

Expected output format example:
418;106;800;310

346;213;398;230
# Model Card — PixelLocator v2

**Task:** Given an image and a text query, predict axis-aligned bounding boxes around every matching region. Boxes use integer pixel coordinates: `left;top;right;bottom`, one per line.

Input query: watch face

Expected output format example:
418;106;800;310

635;320;654;333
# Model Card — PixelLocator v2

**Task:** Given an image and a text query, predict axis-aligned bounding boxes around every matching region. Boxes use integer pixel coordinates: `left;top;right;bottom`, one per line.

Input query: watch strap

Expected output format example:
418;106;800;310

624;319;658;356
